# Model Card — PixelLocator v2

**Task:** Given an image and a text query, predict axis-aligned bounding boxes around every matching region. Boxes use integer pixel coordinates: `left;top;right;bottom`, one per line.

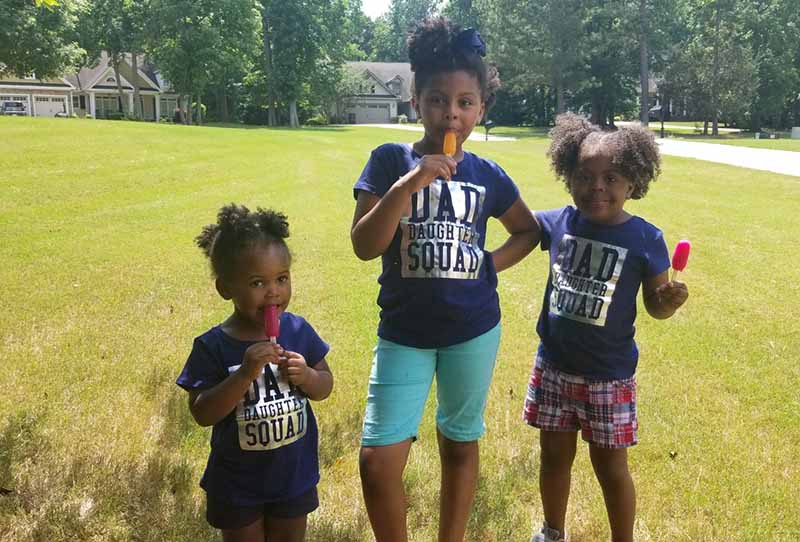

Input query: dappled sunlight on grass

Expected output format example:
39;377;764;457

1;117;798;541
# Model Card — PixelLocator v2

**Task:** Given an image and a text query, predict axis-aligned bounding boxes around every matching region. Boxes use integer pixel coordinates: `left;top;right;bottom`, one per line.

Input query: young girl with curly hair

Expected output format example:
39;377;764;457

177;204;333;542
524;114;688;542
351;16;539;542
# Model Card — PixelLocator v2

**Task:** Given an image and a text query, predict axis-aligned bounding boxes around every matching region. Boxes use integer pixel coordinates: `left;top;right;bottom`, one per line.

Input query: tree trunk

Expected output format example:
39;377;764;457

261;5;277;126
187;94;193;125
219;85;230;123
289;99;299;127
711;0;721;136
197;95;203;125
131;52;141;120
175;95;185;124
639;0;649;125
111;55;128;116
751;106;762;133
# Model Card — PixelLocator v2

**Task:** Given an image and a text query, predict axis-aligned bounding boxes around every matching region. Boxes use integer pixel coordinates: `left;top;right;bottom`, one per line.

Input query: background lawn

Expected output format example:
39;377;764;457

1;117;798;542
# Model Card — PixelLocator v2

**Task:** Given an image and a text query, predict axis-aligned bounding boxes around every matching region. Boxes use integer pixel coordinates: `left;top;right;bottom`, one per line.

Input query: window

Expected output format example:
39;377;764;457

73;96;80;109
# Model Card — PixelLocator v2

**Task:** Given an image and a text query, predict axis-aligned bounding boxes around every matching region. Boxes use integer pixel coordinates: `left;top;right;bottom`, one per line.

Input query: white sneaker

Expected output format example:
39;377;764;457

531;522;566;542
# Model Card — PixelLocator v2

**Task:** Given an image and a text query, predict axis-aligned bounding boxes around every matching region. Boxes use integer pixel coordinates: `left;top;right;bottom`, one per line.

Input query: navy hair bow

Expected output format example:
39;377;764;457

453;28;486;57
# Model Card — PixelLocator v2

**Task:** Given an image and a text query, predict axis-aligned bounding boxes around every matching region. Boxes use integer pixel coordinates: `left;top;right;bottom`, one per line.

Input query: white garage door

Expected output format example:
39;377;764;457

0;94;30;115
34;96;68;117
354;103;390;124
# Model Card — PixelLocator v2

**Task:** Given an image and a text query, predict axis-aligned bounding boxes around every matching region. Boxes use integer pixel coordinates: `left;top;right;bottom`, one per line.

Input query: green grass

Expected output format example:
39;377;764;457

1;117;799;542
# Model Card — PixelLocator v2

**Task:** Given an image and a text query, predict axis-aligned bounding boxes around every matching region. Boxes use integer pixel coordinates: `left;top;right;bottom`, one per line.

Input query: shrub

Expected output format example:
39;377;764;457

393;114;408;124
305;113;328;126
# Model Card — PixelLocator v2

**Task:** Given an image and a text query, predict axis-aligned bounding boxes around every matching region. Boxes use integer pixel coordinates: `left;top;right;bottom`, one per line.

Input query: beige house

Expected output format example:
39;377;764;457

0;73;75;117
0;52;180;121
340;62;417;124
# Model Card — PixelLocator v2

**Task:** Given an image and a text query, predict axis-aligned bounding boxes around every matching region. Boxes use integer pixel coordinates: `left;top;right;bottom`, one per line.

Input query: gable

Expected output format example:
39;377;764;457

90;67;134;91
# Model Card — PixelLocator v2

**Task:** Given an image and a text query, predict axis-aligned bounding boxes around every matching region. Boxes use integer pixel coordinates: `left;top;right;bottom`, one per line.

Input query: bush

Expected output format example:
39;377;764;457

304;113;328;126
105;111;125;121
393;114;408;124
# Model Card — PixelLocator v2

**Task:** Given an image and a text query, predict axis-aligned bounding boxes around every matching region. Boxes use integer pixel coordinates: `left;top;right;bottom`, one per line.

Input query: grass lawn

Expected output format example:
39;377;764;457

1;117;798;542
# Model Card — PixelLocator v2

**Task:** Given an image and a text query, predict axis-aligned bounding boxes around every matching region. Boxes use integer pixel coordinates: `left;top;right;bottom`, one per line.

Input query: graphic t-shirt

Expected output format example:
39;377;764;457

353;143;519;348
535;206;670;379
176;312;329;506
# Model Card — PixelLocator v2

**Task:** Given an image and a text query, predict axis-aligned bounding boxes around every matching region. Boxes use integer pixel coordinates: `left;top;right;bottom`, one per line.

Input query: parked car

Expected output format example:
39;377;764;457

0;101;27;116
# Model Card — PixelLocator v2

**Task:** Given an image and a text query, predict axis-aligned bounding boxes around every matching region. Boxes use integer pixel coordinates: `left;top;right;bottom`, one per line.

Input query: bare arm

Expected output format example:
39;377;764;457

187;341;282;427
491;198;542;272
350;155;457;260
643;270;689;319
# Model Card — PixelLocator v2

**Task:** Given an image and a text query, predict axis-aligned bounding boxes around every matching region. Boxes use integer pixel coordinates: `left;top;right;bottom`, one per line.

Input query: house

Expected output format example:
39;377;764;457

0;52;180;121
0;73;75;117
340;62;417;124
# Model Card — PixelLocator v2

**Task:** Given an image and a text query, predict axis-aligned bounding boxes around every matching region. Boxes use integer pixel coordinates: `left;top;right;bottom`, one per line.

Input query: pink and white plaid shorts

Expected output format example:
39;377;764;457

523;355;638;448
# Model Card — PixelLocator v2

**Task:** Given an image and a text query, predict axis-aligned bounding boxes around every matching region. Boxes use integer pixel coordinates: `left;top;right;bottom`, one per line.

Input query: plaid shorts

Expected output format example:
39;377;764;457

523;355;638;448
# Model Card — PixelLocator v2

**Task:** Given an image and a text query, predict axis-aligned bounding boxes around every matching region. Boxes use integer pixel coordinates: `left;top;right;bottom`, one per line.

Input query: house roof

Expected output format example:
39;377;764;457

65;52;161;92
346;62;414;102
0;69;74;89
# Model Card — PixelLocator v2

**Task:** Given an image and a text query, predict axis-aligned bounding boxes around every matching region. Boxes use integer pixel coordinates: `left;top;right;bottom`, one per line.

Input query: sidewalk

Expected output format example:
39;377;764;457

354;123;516;141
657;138;800;177
352;124;800;177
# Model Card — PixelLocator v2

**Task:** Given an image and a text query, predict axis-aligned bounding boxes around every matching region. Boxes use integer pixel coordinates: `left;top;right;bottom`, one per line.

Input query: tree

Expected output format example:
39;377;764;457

371;0;440;62
260;0;352;127
739;0;800;131
151;0;260;125
0;0;83;78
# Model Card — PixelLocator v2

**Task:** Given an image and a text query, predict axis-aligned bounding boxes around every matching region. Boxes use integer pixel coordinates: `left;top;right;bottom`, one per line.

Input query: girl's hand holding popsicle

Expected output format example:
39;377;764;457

655;240;691;311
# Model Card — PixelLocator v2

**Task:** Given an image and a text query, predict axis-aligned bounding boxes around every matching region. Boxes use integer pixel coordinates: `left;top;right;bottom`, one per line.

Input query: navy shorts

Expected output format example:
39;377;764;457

206;486;319;530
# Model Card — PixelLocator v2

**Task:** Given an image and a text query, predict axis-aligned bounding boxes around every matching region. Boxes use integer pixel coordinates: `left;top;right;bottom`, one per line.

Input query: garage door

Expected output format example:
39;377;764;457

0;94;30;115
34;96;68;117
354;103;390;124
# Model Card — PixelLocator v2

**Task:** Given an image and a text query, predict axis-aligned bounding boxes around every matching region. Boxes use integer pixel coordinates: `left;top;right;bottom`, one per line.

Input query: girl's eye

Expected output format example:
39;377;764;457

278;276;289;283
606;175;617;183
251;280;264;288
460;99;473;107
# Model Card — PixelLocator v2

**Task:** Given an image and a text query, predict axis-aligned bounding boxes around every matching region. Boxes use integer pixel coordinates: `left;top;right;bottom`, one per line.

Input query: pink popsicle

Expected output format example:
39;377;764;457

671;240;691;280
265;305;280;343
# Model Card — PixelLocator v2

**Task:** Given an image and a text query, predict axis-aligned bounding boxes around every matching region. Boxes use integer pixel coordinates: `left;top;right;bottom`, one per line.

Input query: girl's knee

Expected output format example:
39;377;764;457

359;445;406;484
589;447;631;484
438;436;477;464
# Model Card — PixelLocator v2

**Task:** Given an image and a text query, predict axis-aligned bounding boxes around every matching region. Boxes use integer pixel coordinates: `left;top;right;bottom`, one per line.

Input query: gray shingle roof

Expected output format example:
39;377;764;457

346;61;413;102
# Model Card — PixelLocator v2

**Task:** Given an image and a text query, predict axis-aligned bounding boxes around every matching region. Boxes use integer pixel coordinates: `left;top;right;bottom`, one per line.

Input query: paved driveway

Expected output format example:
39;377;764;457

657;139;800;177
353;124;799;177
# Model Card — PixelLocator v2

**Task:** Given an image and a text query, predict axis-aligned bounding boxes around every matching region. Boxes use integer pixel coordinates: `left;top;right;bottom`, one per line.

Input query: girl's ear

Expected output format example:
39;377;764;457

215;277;232;300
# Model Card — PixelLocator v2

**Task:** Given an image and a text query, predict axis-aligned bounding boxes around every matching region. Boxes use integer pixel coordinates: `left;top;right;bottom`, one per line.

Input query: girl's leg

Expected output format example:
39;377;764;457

359;439;414;542
434;324;501;542
437;431;479;542
222;517;265;542
360;338;437;542
263;515;307;542
539;430;578;533
588;445;635;542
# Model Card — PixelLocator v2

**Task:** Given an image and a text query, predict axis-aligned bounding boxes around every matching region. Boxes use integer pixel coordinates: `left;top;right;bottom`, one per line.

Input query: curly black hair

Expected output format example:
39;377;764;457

407;16;501;110
547;113;661;199
196;203;290;280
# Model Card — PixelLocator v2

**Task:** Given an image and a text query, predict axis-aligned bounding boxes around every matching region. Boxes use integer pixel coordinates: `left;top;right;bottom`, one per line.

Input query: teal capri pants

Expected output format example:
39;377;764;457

361;323;501;446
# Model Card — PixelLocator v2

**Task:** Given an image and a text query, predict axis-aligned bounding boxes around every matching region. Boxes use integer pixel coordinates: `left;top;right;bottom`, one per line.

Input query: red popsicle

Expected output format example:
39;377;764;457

671;240;691;280
264;305;280;344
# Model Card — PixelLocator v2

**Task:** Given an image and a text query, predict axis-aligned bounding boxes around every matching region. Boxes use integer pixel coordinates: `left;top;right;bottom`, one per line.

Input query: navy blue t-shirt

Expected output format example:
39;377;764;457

354;143;520;348
535;206;670;379
176;312;329;506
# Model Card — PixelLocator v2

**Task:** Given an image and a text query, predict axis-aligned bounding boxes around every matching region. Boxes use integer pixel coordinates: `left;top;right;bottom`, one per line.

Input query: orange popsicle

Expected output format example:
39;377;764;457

443;131;457;157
